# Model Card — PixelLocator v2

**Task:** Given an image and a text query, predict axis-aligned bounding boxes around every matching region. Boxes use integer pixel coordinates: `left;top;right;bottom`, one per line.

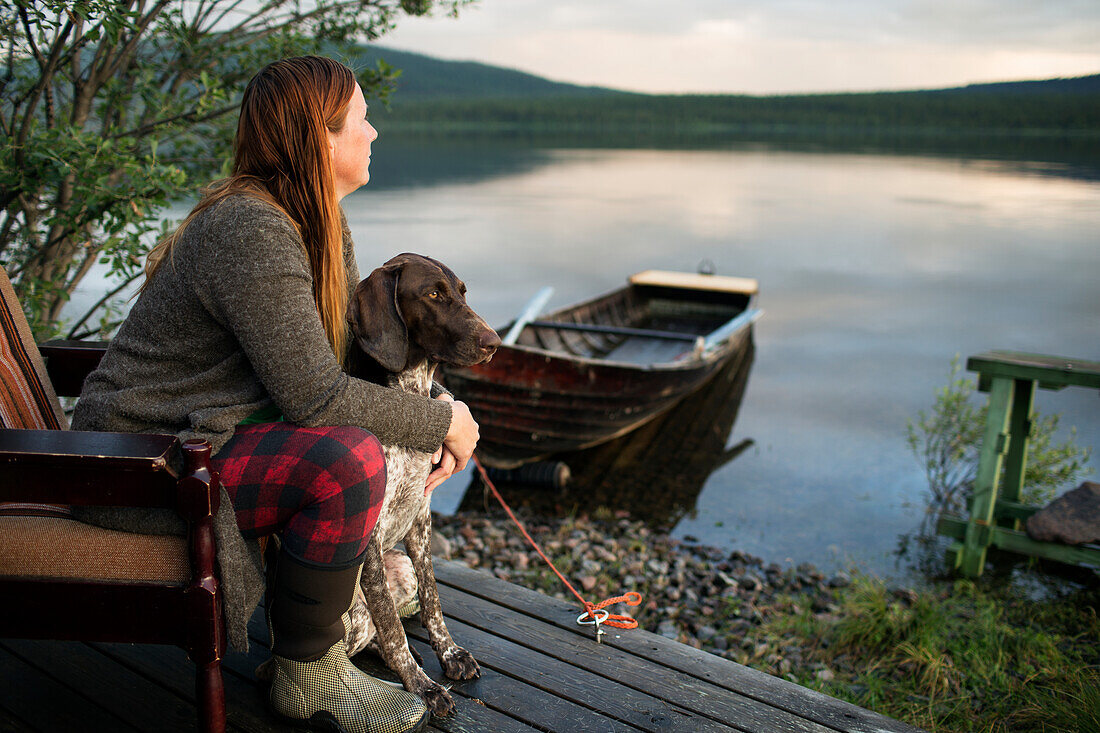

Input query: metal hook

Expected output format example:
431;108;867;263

577;608;609;642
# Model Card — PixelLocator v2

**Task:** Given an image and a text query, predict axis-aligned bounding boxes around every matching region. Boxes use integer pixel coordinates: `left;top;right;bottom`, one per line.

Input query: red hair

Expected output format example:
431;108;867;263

146;56;356;361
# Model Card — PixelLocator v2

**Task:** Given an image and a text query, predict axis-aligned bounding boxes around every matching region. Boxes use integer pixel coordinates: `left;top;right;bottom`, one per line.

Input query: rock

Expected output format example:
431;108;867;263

657;620;680;639
512;552;530;571
815;668;835;683
647;558;669;575
827;572;851;588
431;533;452;558
1026;481;1100;544
891;587;919;606
580;575;598;592
693;623;715;642
740;574;764;592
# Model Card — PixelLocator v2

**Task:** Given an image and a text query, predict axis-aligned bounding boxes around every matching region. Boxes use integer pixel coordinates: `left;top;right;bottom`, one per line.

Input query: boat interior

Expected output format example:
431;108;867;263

512;286;751;365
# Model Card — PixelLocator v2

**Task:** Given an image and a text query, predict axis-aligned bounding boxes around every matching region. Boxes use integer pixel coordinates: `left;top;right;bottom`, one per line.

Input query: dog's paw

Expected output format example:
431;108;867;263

440;646;480;680
416;679;456;717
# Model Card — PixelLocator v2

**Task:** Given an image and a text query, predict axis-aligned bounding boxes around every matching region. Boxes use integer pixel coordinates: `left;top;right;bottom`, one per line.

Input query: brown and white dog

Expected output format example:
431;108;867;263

343;252;500;716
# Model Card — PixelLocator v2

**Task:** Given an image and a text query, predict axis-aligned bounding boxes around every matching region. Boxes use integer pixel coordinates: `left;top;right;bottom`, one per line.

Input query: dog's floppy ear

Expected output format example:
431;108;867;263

348;263;408;372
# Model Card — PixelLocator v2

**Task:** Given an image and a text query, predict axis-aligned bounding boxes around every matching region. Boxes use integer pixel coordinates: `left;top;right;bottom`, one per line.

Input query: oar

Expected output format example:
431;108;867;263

502;286;554;345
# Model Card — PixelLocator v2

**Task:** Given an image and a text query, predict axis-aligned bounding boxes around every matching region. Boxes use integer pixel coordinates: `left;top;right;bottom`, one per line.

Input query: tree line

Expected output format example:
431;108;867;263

371;87;1100;135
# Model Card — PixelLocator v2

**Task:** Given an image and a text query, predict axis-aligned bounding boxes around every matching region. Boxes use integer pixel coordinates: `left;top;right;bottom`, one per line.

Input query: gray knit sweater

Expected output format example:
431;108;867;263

71;194;452;650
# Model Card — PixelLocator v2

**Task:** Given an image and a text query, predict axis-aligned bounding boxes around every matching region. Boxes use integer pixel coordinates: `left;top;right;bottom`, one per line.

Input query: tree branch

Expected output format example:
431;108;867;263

13;12;73;153
111;100;241;141
100;0;174;82
65;270;144;340
16;5;46;68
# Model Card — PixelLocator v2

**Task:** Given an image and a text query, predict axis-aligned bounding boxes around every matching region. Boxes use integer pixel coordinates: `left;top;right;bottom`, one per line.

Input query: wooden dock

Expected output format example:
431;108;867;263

0;559;924;732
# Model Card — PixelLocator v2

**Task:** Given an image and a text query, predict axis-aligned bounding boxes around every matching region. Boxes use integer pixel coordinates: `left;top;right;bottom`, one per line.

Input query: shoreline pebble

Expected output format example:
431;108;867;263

430;508;851;669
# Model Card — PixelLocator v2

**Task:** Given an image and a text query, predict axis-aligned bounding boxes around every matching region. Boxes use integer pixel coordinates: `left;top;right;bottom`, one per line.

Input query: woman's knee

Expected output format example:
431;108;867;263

298;425;387;507
283;426;387;565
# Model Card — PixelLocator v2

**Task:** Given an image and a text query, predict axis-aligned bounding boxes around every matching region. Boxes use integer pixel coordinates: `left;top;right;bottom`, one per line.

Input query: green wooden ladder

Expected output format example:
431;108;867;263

937;351;1100;577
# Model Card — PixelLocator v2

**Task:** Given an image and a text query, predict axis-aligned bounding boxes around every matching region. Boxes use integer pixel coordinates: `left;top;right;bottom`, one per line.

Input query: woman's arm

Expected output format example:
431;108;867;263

194;197;452;452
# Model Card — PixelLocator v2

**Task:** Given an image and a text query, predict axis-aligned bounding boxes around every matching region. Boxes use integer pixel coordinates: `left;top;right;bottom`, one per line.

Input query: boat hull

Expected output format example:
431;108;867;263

442;273;759;467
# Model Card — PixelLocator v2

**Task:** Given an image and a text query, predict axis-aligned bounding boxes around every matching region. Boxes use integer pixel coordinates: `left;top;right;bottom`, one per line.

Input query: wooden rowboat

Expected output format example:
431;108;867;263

442;270;762;468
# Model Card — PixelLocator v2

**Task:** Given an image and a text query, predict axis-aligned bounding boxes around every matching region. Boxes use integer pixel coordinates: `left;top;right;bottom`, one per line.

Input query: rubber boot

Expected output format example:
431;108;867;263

267;549;429;733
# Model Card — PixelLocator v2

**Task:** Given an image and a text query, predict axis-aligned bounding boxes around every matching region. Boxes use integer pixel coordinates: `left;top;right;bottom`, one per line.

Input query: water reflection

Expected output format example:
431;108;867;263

345;142;1100;578
64;135;1100;579
366;137;557;190
459;335;756;528
372;129;1100;186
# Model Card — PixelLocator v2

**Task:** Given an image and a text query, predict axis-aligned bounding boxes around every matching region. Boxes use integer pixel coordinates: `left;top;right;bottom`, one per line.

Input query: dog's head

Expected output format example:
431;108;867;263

348;253;501;373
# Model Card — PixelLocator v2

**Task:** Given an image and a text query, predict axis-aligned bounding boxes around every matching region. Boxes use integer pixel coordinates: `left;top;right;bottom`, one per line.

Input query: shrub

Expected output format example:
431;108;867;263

907;356;1092;517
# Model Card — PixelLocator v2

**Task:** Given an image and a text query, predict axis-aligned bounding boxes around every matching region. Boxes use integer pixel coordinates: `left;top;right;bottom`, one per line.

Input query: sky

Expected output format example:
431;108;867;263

382;0;1100;95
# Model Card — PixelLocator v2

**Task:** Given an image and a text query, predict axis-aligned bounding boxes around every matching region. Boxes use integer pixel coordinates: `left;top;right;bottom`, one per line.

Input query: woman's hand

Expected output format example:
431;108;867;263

425;446;458;497
442;398;478;471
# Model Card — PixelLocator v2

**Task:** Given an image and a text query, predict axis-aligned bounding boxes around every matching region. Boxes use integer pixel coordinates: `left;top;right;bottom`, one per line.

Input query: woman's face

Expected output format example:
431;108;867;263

329;83;378;199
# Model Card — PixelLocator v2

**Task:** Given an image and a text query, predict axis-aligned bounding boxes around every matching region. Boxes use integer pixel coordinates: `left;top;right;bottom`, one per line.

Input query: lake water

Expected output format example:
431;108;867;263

69;138;1100;579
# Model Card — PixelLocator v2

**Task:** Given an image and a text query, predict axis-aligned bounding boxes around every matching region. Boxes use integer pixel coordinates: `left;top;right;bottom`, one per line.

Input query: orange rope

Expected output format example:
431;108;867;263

472;455;642;630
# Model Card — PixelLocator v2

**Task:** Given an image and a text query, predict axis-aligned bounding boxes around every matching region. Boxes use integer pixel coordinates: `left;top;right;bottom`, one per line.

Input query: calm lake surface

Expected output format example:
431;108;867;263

351;139;1100;579
70;138;1100;579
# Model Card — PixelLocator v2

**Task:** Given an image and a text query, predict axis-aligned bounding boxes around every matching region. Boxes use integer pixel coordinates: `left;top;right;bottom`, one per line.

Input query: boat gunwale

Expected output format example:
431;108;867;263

483;280;755;372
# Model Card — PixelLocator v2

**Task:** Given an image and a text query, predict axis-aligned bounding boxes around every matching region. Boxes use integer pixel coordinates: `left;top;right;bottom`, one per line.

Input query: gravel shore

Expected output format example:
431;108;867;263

431;508;855;677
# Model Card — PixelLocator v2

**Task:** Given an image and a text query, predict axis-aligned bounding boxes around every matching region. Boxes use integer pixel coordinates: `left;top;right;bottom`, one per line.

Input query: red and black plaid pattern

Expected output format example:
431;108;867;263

212;423;387;568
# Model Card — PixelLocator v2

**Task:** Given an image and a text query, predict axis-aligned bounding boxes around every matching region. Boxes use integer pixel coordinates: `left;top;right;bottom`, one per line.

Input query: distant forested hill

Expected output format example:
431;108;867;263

347;46;617;100
353;47;1099;137
941;76;1100;95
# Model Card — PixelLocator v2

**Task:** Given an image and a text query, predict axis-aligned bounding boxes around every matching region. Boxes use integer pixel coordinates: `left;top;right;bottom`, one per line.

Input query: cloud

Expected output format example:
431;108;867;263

385;0;1100;93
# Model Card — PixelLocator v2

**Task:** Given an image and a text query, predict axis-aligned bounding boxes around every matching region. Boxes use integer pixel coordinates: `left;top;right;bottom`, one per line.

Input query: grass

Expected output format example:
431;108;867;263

434;511;1099;732
743;573;1100;733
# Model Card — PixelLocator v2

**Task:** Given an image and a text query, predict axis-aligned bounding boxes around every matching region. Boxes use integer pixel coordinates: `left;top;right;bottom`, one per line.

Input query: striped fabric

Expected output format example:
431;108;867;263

0;268;65;430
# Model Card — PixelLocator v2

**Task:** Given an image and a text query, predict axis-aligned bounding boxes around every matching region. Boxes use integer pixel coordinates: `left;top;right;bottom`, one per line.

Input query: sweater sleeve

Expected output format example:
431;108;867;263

193;197;451;452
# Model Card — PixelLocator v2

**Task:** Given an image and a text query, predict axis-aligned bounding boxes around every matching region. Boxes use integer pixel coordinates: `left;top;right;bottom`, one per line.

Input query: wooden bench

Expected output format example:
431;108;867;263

937;351;1100;577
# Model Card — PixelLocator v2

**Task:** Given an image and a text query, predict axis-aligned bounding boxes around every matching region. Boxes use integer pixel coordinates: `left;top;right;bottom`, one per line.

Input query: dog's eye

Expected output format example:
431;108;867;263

427;291;440;299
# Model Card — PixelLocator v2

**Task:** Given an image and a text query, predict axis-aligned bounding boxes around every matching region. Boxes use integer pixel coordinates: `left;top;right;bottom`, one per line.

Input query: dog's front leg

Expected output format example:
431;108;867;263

361;535;456;716
404;507;480;681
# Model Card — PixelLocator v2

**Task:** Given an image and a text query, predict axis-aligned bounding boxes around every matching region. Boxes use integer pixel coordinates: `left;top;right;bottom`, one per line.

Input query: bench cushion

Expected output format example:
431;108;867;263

0;514;190;583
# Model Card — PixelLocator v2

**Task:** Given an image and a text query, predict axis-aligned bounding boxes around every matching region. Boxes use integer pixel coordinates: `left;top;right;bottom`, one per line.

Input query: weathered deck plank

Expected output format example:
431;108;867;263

0;641;136;732
408;616;725;732
2;638;197;731
433;560;925;733
0;558;924;733
420;582;835;733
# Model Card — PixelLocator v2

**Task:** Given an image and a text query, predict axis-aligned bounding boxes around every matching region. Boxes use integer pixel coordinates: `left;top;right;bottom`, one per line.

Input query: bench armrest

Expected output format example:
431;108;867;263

0;428;179;507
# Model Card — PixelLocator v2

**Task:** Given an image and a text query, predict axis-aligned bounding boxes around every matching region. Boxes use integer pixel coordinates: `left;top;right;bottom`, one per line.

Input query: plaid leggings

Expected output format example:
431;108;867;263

211;422;387;568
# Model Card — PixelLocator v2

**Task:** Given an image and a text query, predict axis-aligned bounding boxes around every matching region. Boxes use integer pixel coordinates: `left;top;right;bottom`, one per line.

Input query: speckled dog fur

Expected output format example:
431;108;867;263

343;253;499;717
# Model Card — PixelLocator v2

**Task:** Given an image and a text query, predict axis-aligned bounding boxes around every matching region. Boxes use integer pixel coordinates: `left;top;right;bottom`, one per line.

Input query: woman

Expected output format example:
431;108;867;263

72;56;475;733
